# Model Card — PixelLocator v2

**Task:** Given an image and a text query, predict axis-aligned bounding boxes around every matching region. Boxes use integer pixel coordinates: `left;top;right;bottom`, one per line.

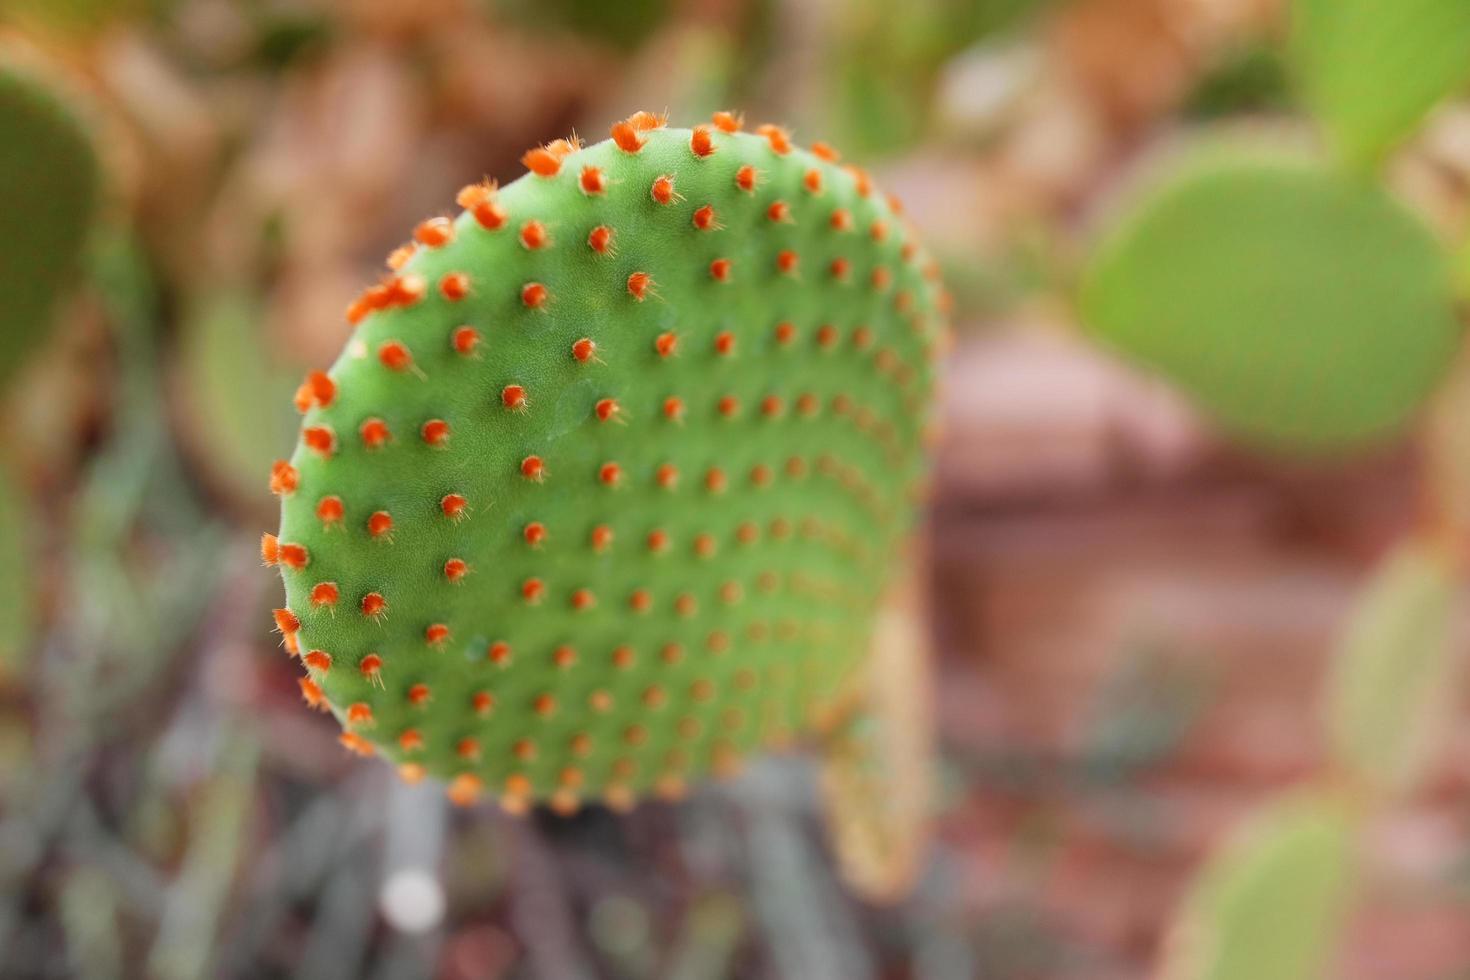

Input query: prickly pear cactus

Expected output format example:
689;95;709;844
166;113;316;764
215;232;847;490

266;112;946;817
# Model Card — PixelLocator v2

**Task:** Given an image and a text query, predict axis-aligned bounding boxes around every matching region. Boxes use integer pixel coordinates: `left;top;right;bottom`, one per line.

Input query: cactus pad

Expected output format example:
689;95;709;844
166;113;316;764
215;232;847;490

267;113;946;813
0;58;99;388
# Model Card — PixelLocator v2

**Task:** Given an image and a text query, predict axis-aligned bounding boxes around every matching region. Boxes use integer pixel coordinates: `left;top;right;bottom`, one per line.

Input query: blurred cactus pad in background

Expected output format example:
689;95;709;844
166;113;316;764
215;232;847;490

0;56;97;677
268;113;946;813
1081;145;1463;452
0;58;98;386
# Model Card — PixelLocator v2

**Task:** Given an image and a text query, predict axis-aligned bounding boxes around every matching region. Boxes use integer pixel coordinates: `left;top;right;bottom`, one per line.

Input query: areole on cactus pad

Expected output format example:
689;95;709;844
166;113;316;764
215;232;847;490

265;110;947;850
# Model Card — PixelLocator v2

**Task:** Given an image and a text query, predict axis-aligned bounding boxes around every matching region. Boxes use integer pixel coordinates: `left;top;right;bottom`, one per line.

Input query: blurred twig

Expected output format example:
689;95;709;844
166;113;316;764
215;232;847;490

147;732;259;980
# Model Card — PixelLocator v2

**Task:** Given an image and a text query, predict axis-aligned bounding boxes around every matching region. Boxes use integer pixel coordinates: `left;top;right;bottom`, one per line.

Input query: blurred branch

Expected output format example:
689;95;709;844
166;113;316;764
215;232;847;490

146;731;259;980
738;763;876;980
506;817;598;980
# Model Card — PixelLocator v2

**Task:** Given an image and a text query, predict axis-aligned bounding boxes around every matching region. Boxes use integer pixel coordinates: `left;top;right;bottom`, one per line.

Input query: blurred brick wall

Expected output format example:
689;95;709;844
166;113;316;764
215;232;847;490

926;328;1470;980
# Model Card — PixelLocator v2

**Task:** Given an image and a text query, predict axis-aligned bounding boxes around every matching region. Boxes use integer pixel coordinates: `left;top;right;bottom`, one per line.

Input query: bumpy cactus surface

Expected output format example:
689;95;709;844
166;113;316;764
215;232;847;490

267;112;946;813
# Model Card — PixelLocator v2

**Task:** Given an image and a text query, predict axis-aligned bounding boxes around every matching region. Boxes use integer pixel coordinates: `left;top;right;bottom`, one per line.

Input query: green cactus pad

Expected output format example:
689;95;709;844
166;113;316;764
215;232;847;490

0;58;100;388
268;113;946;812
1081;145;1463;453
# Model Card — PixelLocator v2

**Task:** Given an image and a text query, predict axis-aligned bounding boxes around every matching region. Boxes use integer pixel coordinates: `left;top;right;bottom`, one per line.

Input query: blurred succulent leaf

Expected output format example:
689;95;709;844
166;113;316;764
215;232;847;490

667;893;745;980
819;572;932;903
725;0;778;105
1326;541;1461;796
1291;0;1470;169
0;465;35;680
248;10;334;70
0;59;100;388
1184;44;1291;121
943;0;1054;43
175;295;298;511
1081;146;1463;453
1;0;145;36
831;0;1053;157
492;0;671;51
1161;791;1356;980
58;866;123;980
148;734;259;980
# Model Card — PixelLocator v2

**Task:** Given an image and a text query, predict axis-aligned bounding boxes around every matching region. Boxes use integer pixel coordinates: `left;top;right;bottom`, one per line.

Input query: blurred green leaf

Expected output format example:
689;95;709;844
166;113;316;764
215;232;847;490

1;0;145;35
1161;791;1355;980
175;295;298;509
1291;0;1470;168
492;0;670;51
248;10;334;70
1081;146;1463;453
0;463;34;680
831;0;1053;158
1184;44;1292;121
147;734;259;980
0;59;100;388
1326;541;1461;796
667;893;745;980
59;866;123;980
